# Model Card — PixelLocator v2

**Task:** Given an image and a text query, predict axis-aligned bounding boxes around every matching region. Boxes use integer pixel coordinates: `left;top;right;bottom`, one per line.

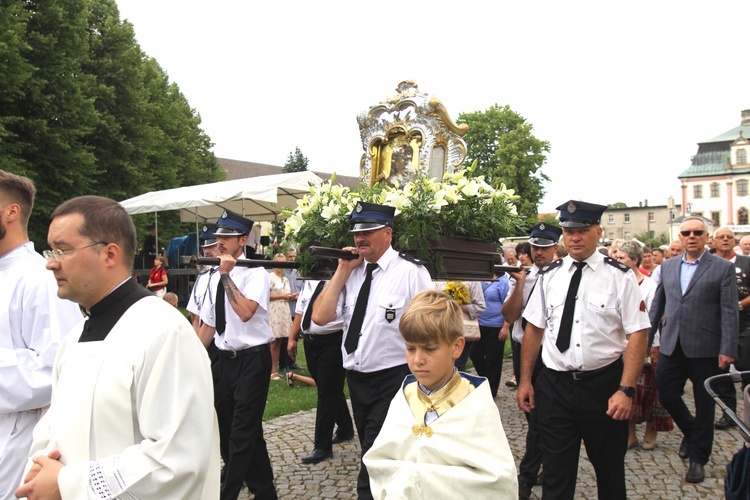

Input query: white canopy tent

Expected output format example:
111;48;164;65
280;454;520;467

120;170;324;222
120;170;324;262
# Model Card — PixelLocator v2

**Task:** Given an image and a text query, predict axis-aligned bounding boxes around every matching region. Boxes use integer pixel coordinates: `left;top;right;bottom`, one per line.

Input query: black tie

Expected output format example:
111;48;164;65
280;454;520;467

345;263;378;354
216;277;226;334
556;261;586;353
301;281;325;332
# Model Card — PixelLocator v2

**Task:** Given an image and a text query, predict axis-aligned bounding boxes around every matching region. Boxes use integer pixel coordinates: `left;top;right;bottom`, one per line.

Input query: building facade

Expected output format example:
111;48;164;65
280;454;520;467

678;110;750;235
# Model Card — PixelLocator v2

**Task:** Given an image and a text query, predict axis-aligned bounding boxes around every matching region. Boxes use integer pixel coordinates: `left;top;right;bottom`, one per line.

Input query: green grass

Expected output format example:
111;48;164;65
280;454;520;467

262;340;350;421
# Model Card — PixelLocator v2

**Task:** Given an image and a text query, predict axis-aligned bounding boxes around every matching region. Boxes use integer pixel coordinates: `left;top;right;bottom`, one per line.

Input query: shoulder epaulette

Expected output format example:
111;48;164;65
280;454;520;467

604;256;630;272
398;251;424;266
538;259;563;275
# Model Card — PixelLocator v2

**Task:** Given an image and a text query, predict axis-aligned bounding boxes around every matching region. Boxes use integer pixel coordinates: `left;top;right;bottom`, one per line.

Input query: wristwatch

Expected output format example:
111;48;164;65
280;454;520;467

618;385;636;398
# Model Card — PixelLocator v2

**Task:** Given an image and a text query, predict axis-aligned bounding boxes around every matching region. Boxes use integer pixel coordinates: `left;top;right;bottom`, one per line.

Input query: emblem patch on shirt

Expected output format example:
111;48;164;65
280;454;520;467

385;308;396;323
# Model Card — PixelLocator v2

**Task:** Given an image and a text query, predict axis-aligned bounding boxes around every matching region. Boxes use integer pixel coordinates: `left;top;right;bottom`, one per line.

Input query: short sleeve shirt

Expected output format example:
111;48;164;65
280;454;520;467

523;251;651;371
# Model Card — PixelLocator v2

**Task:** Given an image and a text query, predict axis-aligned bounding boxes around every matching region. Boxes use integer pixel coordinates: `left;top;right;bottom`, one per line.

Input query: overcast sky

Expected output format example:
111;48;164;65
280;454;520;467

116;0;750;213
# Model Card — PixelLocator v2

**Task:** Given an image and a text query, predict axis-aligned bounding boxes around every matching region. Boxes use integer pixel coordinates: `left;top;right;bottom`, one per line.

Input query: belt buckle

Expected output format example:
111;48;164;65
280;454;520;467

229;350;238;359
571;371;584;381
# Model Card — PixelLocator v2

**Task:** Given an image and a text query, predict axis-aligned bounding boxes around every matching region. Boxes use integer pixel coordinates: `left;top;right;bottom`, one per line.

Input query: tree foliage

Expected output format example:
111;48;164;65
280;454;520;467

282;147;309;173
0;0;224;248
458;104;550;234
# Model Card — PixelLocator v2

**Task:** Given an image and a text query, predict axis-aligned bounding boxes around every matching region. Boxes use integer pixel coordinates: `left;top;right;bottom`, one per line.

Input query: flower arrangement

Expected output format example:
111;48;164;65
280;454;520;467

443;281;471;304
282;165;521;278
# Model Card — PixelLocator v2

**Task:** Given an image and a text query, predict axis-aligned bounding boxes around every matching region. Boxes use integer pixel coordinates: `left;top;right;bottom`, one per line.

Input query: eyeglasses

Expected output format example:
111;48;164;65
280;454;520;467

715;235;734;239
680;230;705;237
43;242;107;262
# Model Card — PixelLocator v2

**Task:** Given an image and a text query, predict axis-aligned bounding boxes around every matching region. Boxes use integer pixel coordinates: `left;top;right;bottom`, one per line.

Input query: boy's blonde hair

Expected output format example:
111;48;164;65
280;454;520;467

399;290;463;345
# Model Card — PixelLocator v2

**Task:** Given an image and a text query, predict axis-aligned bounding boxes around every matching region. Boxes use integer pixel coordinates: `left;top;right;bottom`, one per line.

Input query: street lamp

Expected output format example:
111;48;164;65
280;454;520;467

667;196;675;241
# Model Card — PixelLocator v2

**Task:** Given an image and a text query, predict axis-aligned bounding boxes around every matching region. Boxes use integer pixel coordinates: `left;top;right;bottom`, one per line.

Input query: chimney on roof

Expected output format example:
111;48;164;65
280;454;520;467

742;110;750;126
638;201;642;207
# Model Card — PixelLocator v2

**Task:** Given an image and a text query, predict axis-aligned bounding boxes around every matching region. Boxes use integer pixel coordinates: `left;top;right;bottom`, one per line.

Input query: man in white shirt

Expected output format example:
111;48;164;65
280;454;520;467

313;201;432;499
0;170;81;500
518;200;649;500
502;222;561;499
198;209;276;500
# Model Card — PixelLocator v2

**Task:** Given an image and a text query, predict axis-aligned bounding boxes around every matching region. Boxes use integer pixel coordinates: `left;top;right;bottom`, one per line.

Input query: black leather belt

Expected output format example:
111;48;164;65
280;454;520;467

299;330;344;341
218;343;270;359
547;358;622;381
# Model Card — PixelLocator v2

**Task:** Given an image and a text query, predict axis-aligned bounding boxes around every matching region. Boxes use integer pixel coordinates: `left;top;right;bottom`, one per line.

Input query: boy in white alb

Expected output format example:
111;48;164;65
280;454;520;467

363;290;517;499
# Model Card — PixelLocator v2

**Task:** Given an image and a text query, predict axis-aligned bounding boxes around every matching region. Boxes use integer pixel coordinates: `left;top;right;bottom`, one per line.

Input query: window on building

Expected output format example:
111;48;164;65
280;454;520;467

648;211;655;222
739;179;748;196
624;231;631;239
739;149;747;165
711;212;720;226
710;183;720;197
608;232;615;240
739;208;749;225
649;230;655;239
608;214;614;224
693;185;703;198
624;213;630;223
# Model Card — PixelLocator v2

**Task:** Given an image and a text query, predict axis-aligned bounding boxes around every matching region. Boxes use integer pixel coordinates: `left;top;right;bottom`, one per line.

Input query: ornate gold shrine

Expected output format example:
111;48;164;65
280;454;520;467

357;81;469;186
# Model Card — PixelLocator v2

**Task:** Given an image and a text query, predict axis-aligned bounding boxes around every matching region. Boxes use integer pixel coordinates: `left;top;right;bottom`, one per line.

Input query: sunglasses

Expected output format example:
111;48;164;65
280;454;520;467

680;230;705;237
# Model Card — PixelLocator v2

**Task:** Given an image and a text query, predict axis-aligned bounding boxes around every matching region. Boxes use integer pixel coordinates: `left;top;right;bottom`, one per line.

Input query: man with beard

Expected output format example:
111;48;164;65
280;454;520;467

198;210;276;500
502;222;562;499
0;170;81;500
312;201;432;499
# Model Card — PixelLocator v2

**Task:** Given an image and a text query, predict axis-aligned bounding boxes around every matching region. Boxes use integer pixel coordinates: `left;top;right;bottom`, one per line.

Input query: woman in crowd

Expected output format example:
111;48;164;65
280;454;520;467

471;267;510;398
615;240;672;450
269;253;294;380
145;256;168;298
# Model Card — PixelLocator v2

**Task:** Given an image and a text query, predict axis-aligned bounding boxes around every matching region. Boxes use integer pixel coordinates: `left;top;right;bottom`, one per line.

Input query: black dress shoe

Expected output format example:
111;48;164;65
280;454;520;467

685;461;705;483
301;448;333;464
518;477;532;500
716;414;737;430
332;432;355;444
678;436;689;459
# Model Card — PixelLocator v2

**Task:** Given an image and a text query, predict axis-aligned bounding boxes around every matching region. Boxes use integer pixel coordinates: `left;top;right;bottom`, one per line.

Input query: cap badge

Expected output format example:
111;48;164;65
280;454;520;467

539;223;546;230
202;225;208;232
221;211;228;219
356;202;363;213
567;201;577;214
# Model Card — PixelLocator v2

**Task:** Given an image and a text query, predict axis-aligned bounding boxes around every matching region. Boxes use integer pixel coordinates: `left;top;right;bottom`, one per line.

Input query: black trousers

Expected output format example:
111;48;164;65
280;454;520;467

536;360;627;500
347;364;411;500
656;342;720;465
214;345;277;500
303;331;353;451
518;350;544;487
469;325;505;397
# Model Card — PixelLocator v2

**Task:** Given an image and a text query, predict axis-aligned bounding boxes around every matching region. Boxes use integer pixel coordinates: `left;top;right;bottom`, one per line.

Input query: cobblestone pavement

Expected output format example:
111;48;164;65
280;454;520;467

240;362;746;499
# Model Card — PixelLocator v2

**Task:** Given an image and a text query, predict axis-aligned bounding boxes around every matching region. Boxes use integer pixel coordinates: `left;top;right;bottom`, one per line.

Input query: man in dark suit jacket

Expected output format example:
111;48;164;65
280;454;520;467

711;226;750;429
649;217;739;483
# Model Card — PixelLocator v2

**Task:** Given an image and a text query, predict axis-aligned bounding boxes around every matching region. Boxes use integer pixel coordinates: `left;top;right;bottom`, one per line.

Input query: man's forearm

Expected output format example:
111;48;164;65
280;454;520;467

621;330;647;387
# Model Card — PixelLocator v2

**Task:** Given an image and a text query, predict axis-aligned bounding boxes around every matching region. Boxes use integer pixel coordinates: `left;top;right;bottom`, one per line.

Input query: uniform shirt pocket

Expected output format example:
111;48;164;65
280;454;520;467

584;291;618;332
377;295;406;324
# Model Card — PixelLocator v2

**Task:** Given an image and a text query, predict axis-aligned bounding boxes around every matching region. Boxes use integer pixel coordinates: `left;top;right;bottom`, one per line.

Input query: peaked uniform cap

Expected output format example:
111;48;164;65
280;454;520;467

215;209;254;236
349;201;395;233
556;200;607;227
528;222;562;247
200;222;218;248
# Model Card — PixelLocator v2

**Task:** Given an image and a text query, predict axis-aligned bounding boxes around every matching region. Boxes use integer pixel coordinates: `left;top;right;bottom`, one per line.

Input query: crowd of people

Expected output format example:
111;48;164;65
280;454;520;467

3;163;747;500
